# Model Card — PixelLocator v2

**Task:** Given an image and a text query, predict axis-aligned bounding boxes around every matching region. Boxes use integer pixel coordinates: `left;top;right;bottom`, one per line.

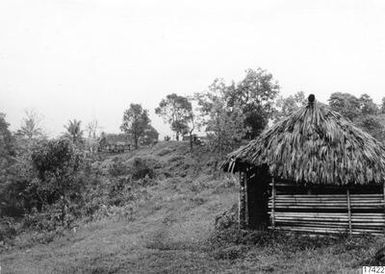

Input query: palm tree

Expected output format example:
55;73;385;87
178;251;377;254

64;119;83;145
17;110;43;140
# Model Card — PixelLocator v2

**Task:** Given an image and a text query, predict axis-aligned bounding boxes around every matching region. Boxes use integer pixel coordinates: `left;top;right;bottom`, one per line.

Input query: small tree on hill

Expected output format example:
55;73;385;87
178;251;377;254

64;119;84;146
120;104;150;149
155;93;193;141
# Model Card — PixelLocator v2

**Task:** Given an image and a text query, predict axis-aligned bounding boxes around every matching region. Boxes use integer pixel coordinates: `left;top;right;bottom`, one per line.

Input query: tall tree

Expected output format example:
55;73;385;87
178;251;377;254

64;119;84;145
328;92;385;143
274;91;306;122
196;79;248;156
0;112;15;196
359;94;378;115
155;93;193;141
120;104;150;149
356;115;385;142
0;113;20;217
0;112;15;160
328;92;361;121
226;68;280;138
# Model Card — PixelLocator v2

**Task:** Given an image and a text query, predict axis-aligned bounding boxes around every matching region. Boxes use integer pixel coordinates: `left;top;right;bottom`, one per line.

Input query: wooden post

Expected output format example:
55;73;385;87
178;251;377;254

347;188;352;235
245;168;249;227
239;172;246;229
272;177;276;229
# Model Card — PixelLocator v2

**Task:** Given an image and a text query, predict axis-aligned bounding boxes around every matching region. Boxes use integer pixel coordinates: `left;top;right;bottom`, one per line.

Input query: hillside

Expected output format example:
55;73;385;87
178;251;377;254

1;141;383;273
0;142;239;273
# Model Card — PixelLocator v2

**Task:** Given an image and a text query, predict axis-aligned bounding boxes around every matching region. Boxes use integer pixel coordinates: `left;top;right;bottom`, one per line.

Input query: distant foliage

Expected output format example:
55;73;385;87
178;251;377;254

274;91;306;122
328;92;362;122
155;93;193;141
381;97;385;114
356;115;385;142
196;79;248;155
120;104;151;149
225;68;280;138
140;125;159;146
206;100;247;155
63;119;84;146
17;109;44;141
359;94;379;115
328;92;385;142
0;112;15;161
0;113;17;216
195;68;279;156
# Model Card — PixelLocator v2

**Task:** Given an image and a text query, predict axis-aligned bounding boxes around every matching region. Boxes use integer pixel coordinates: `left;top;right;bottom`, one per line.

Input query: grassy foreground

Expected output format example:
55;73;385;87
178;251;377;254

0;142;383;273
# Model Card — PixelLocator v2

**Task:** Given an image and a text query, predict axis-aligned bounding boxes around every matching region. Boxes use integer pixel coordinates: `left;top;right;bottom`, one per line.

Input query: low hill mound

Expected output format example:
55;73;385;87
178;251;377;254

1;141;239;273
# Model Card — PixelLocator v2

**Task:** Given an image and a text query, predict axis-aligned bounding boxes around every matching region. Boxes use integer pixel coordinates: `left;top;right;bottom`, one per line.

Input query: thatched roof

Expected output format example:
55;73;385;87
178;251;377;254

222;95;385;185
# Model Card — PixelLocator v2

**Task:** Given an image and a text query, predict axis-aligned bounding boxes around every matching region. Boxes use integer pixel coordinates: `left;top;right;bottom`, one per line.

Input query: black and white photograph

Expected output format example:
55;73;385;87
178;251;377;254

1;0;385;273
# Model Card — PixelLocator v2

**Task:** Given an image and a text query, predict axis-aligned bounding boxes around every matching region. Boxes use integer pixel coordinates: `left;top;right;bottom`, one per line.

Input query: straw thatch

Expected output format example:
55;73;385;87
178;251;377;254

222;95;385;185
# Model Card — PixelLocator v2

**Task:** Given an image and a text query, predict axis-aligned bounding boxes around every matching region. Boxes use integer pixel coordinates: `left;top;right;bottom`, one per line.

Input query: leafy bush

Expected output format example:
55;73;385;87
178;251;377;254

214;204;238;230
22;200;78;231
129;157;156;180
0;217;17;241
157;148;172;156
108;157;130;177
28;139;84;208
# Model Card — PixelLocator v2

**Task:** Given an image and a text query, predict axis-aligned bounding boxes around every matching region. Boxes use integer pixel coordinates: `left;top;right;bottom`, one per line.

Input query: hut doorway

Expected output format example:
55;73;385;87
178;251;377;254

246;166;270;230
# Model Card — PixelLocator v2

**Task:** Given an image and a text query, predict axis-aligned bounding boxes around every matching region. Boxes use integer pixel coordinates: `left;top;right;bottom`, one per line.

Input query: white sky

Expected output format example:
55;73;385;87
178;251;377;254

1;0;385;137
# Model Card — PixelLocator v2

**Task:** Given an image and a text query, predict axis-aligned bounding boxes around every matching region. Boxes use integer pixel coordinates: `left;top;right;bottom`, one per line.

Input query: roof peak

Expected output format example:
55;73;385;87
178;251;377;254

308;94;315;106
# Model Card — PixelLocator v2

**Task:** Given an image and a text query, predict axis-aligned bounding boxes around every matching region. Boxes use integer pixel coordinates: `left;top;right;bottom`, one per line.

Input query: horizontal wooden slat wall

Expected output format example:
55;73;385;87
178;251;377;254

267;182;385;235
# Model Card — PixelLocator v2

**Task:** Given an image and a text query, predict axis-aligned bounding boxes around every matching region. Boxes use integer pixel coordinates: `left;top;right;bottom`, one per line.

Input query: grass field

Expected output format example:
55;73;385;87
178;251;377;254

0;142;383;273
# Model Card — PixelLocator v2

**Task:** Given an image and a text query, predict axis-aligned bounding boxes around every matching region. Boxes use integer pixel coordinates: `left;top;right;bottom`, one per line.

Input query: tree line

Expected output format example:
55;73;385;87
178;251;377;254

124;68;385;156
2;67;385;160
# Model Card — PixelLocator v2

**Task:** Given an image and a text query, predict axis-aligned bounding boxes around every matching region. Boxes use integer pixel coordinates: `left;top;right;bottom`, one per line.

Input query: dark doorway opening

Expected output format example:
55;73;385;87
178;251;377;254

246;166;270;230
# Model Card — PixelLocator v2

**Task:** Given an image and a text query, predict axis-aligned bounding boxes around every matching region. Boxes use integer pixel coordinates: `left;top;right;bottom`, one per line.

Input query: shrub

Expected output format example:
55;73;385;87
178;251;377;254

157;148;172;156
108;157;130;177
23;201;77;231
214;204;238;230
0;217;17;241
28;139;84;208
130;157;156;180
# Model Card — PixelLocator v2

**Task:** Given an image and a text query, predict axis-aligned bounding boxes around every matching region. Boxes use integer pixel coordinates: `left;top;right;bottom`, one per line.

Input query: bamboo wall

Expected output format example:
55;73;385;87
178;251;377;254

267;181;385;235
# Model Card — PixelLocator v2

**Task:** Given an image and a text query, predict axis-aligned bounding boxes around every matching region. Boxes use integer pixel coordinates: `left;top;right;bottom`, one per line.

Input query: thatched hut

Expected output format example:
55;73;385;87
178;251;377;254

222;94;385;235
